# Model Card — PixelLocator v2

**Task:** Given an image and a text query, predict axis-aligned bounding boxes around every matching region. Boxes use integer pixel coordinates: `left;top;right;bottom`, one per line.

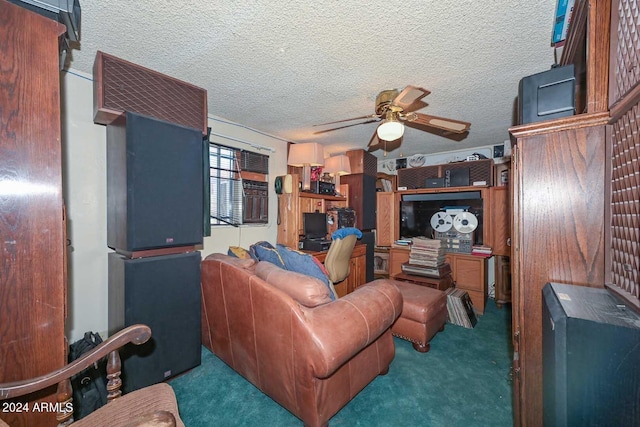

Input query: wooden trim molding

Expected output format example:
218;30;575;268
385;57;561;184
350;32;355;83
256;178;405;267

509;111;610;140
609;82;640;122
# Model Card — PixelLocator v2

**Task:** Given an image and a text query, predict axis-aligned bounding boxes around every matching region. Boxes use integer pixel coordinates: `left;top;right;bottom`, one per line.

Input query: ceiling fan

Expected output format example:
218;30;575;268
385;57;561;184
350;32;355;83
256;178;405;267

313;85;471;155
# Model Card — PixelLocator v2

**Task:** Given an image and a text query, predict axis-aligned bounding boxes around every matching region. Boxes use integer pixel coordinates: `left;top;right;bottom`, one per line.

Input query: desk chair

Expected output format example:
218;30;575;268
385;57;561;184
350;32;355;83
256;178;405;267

324;227;363;286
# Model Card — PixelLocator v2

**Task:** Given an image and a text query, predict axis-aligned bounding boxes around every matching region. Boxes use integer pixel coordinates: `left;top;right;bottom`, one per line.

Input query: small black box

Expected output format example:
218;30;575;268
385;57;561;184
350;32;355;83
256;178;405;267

424;177;445;188
309;180;335;195
445;168;470;187
518;65;576;125
301;239;332;252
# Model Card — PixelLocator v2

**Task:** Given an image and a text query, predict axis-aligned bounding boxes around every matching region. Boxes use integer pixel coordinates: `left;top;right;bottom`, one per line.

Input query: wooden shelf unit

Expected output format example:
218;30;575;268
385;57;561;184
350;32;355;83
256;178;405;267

276;174;348;249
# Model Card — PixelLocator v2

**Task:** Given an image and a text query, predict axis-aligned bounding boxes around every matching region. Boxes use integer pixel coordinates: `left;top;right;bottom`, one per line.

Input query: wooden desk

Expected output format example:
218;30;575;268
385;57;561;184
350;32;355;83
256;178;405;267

307;244;367;298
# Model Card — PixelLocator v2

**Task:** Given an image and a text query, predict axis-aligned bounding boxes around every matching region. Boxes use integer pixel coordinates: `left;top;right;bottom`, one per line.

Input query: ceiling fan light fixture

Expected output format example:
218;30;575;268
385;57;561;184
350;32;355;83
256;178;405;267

377;120;404;141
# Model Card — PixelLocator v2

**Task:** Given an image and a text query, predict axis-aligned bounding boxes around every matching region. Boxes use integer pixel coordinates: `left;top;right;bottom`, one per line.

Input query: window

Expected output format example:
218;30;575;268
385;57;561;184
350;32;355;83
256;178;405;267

209;142;269;226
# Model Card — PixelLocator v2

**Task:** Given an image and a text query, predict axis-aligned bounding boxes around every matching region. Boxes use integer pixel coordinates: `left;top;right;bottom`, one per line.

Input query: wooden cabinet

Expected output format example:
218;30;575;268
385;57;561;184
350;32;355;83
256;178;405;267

375;191;396;246
446;253;487;314
389;246;410;277
494;255;511;308
510;116;607;426
277;174;347;249
487;186;510;257
507;2;615;425
0;3;67;426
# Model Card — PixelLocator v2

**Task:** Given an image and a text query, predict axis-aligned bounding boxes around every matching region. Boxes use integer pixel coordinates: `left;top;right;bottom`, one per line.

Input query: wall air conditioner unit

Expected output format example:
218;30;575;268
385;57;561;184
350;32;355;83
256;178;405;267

9;0;81;68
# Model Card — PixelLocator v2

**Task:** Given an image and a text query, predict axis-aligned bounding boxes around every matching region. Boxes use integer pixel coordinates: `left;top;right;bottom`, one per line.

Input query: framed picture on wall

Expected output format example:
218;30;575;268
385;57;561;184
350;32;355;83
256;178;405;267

374;251;389;276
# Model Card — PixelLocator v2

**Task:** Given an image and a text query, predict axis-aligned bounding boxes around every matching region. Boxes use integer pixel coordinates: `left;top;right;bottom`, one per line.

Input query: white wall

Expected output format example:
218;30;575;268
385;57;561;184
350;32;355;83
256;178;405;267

61;70;288;341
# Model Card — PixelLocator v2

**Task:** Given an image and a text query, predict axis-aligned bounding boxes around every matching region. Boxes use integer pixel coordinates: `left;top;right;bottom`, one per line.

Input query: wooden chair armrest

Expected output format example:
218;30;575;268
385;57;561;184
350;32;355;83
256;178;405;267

0;324;151;400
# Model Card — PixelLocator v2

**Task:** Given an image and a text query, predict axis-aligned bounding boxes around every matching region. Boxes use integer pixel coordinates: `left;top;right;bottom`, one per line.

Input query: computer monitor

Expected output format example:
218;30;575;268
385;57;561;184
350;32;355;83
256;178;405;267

303;212;327;239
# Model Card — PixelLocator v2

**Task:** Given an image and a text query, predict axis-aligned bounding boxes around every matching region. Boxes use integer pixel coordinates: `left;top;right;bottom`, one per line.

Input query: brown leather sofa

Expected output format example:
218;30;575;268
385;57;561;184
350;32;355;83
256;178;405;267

201;254;403;427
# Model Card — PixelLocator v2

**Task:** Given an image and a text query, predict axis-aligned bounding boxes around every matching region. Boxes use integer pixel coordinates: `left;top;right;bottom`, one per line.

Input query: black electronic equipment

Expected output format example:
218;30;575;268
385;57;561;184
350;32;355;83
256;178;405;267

108;251;202;393
301;239;332;252
308;180;335;195
303;212;328;239
424;177;445;188
518;64;576;125
327;207;356;228
542;282;640;427
445;168;470;187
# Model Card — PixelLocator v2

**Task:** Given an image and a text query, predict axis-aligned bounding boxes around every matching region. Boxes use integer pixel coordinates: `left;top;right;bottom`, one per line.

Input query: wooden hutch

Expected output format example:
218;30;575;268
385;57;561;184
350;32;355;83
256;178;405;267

0;3;68;426
377;180;510;315
276;174;366;297
508;0;640;425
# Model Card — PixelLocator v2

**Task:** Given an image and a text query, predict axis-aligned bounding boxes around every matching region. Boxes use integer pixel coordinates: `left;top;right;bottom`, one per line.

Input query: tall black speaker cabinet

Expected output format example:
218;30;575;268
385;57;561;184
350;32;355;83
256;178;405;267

542;282;640;427
108;251;202;393
107;111;203;254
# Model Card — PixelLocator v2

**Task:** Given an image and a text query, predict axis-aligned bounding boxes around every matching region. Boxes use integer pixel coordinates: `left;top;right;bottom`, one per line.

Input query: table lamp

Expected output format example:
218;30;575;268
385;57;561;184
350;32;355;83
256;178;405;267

288;143;324;191
323;154;352;190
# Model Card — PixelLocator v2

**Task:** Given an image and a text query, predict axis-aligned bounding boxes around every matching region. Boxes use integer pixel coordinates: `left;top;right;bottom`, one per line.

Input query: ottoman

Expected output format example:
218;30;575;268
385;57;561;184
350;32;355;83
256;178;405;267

391;280;448;353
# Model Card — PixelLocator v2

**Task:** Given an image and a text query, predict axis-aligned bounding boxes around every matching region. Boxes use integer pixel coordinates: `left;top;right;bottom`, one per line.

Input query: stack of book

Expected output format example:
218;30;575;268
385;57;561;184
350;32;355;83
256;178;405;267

401;262;451;279
400;237;449;278
409;237;446;266
392;239;412;248
471;245;493;257
444;288;478;328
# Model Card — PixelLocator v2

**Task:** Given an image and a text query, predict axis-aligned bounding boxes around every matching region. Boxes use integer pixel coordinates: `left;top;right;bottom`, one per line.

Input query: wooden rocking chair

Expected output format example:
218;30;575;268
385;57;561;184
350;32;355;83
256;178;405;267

0;325;184;427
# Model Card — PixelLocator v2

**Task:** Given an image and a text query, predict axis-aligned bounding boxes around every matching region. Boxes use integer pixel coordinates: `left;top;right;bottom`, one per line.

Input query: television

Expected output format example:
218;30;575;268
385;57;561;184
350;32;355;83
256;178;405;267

303;212;327;240
542;282;640;427
400;191;484;244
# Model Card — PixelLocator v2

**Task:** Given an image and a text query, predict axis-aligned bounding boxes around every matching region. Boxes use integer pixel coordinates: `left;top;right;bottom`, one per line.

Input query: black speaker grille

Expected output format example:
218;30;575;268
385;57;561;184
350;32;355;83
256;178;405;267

398;166;440;189
398;159;493;189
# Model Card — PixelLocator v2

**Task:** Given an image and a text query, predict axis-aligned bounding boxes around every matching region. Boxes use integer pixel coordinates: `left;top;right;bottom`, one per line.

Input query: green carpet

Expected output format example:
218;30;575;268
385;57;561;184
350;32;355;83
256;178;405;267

170;299;513;426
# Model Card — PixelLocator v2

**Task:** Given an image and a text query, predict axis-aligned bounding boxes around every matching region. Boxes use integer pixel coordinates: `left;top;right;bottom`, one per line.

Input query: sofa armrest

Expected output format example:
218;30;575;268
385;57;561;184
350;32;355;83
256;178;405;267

304;279;403;378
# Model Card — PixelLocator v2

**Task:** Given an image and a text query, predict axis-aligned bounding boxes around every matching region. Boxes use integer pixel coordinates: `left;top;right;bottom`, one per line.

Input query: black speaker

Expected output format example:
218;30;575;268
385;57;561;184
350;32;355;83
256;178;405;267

108;251;202;393
445;167;470;187
360;231;376;283
107;111;203;253
542;282;640;427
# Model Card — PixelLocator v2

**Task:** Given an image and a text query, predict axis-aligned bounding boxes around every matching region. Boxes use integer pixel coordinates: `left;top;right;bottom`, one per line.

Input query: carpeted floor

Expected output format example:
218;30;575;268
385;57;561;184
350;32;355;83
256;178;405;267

170;299;513;426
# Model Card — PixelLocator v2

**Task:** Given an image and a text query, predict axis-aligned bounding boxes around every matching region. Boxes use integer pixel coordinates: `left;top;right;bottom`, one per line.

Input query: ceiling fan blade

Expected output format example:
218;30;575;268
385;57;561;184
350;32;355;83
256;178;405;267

366;131;380;147
405;120;470;141
409;112;471;133
392;86;431;111
367;131;402;154
313;119;380;135
313;114;379;127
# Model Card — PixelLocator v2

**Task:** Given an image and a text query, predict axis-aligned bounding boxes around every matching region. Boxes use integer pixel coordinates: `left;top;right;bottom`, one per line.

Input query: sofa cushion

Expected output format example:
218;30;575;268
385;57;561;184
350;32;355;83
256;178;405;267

227;246;256;260
255;261;332;308
250;241;285;268
276;244;336;300
205;253;256;270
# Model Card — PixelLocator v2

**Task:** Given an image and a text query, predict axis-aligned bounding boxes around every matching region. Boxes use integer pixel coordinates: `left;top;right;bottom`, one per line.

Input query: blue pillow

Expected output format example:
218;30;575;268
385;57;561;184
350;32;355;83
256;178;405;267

331;227;362;240
276;244;336;300
250;241;285;269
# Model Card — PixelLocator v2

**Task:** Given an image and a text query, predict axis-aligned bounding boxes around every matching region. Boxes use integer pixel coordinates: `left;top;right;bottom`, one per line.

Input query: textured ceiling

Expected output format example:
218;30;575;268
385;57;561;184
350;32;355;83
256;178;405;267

68;0;560;158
